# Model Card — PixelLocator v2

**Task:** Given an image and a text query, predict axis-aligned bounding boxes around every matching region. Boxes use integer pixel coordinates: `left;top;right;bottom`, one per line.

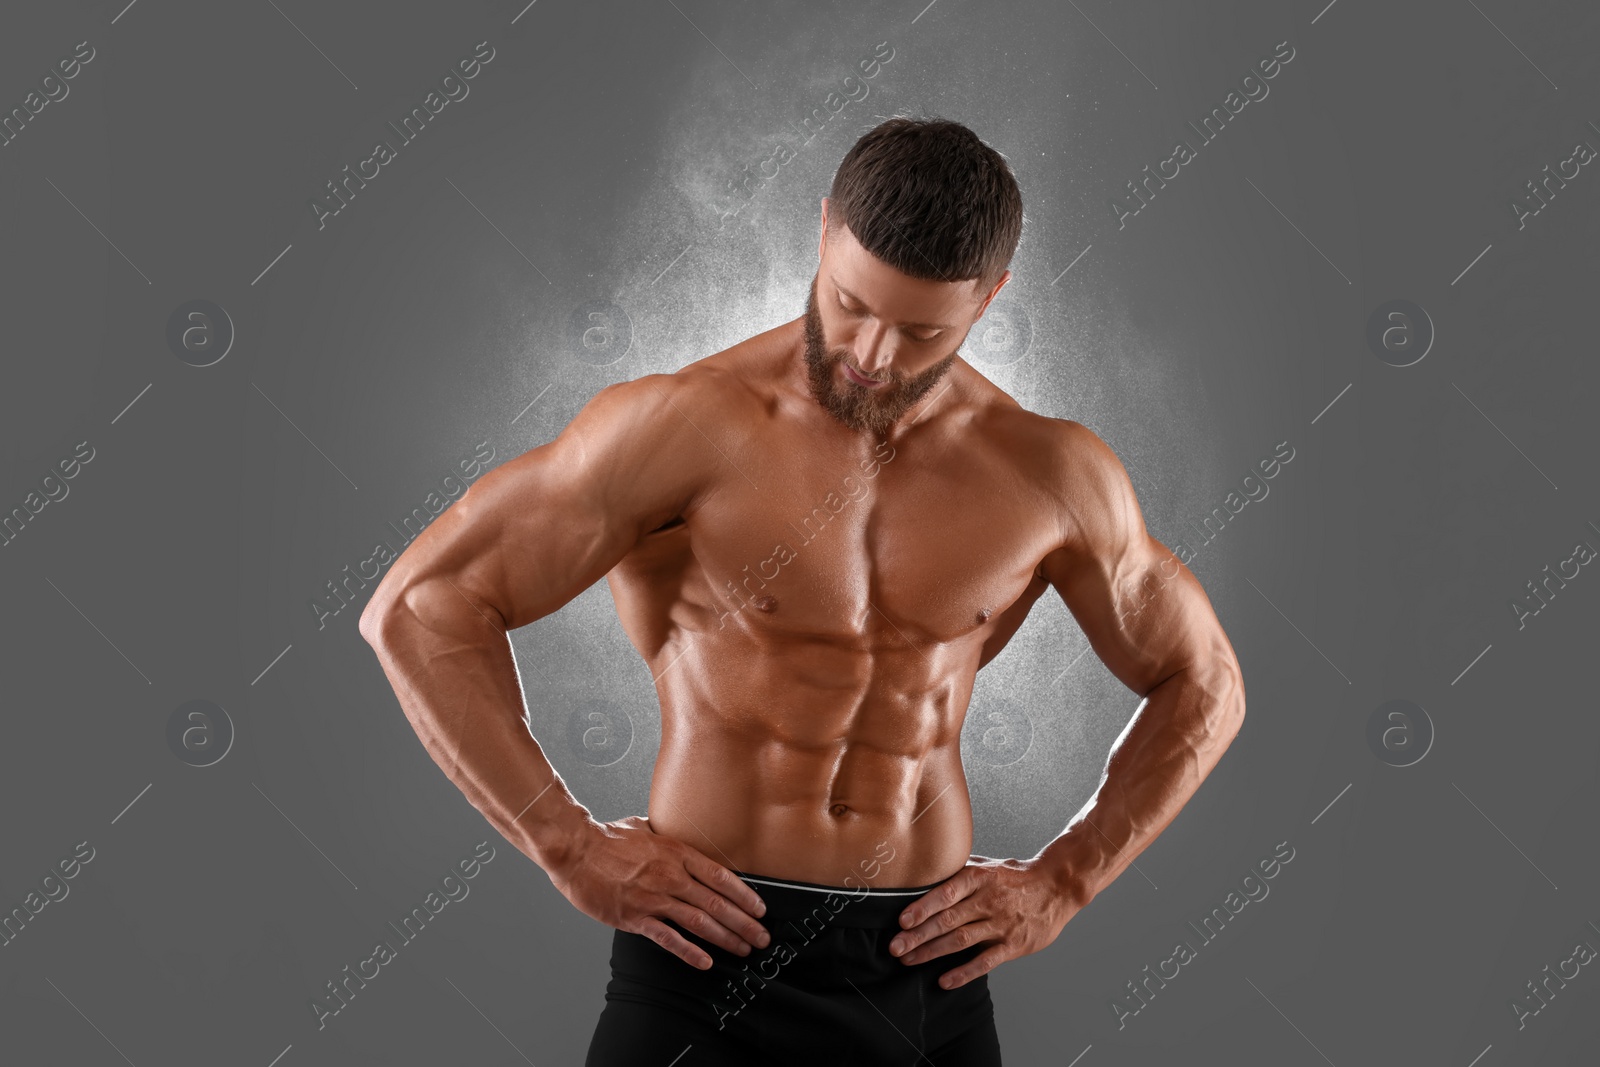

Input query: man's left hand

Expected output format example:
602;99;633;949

889;854;1085;989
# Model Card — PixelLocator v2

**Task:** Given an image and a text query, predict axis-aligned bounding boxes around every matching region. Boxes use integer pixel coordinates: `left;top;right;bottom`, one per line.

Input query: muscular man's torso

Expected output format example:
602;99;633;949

604;319;1080;888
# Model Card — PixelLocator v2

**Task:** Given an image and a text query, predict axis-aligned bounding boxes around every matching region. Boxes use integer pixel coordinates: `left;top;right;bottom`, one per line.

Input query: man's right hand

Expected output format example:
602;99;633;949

546;814;771;970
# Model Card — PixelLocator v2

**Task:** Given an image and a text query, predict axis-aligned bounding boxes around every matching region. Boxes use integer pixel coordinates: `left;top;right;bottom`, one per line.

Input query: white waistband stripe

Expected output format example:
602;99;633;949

737;875;929;897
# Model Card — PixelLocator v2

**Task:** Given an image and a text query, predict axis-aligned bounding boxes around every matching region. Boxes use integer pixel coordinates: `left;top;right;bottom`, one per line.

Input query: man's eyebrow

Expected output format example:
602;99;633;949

830;277;956;331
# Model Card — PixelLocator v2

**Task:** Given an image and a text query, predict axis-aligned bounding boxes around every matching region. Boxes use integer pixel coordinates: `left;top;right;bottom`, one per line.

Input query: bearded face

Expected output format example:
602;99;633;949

801;274;957;437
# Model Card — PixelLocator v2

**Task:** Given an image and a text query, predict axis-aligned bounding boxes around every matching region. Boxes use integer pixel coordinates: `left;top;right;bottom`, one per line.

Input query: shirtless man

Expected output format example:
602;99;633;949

359;117;1245;1065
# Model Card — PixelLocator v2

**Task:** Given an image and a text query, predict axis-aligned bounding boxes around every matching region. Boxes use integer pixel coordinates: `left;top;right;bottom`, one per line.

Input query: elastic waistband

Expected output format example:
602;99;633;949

733;869;943;930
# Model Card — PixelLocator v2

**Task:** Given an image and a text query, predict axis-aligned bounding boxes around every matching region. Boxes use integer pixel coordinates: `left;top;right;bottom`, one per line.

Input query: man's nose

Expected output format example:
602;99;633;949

852;321;894;377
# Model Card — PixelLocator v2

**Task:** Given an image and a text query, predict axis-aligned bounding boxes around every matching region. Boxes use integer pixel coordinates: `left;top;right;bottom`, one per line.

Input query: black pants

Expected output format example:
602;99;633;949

585;870;1002;1065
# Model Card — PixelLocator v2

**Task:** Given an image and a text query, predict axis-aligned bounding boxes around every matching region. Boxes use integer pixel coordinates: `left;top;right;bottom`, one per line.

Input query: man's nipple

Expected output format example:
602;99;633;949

755;596;778;613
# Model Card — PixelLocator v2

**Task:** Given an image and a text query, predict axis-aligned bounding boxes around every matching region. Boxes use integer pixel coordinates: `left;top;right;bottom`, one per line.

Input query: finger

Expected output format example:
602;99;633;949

676;877;771;949
635;916;713;970
897;867;976;931
938;943;1009;990
890;899;985;957
898;920;999;966
684;852;768;921
658;897;756;957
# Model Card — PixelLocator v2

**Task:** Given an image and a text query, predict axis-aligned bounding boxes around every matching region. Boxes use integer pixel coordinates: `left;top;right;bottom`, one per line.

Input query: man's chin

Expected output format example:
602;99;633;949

831;395;902;436
834;410;889;435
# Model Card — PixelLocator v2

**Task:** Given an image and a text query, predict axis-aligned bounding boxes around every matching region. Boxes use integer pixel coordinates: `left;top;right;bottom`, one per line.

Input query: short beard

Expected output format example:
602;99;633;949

802;275;955;437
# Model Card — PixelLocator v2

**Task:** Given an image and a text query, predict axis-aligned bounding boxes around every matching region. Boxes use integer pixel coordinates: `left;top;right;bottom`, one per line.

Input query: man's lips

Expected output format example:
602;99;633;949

842;362;886;388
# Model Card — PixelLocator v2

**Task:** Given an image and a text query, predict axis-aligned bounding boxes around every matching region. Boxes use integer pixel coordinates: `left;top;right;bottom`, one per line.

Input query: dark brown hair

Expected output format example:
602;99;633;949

827;116;1023;290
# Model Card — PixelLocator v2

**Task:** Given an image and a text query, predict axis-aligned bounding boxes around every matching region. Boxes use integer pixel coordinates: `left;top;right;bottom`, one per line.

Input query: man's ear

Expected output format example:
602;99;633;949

818;197;829;259
976;269;1012;318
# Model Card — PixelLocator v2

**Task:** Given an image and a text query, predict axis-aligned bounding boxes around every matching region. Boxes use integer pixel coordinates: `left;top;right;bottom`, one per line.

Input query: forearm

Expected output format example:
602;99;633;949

1034;664;1244;905
362;578;595;872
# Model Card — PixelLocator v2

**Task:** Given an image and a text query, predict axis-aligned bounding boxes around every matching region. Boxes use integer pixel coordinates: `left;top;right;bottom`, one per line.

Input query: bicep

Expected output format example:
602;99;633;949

1039;425;1233;697
364;375;704;634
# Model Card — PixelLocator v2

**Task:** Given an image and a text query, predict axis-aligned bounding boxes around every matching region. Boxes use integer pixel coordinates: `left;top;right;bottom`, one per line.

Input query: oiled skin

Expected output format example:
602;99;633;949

605;330;1063;887
360;214;1244;972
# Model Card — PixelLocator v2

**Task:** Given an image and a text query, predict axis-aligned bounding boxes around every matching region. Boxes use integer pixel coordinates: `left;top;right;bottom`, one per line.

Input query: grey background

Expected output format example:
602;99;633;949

2;0;1596;1064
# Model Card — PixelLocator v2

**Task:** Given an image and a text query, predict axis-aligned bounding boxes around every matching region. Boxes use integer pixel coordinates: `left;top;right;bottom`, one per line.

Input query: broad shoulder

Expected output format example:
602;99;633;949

532;362;745;514
632;328;787;420
580;345;764;441
973;406;1140;573
968;391;1126;503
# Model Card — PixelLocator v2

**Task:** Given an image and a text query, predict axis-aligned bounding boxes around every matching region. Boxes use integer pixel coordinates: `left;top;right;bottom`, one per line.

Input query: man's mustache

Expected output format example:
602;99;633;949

829;351;896;385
